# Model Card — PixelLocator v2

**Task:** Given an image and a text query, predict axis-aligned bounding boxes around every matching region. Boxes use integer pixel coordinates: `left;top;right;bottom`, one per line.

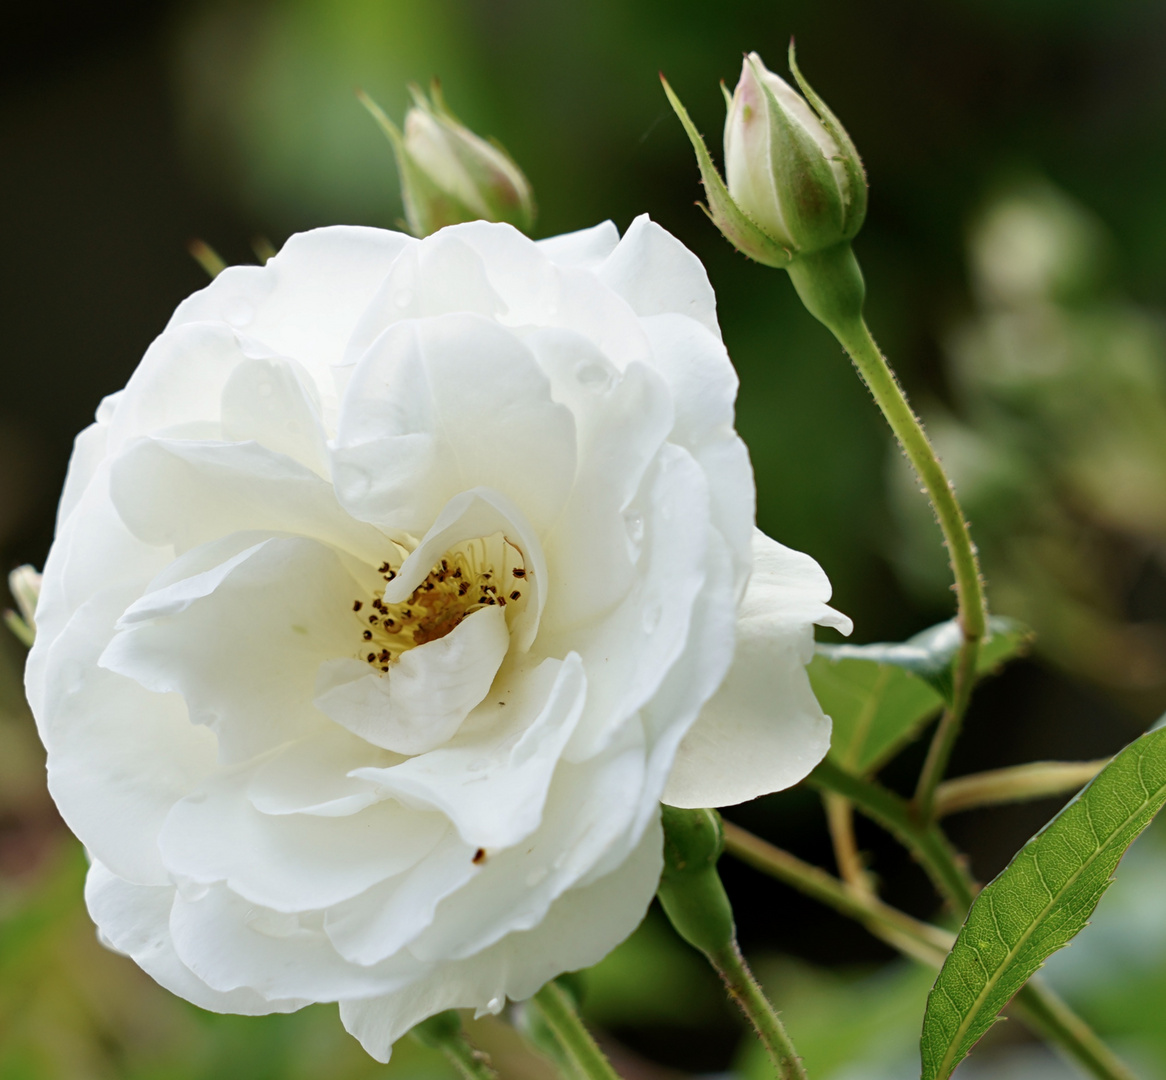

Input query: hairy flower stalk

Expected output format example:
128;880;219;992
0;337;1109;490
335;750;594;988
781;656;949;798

657;807;807;1080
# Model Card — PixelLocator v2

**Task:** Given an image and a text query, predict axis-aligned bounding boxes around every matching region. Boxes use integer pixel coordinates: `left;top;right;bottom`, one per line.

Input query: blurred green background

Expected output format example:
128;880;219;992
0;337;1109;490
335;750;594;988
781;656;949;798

4;0;1166;1076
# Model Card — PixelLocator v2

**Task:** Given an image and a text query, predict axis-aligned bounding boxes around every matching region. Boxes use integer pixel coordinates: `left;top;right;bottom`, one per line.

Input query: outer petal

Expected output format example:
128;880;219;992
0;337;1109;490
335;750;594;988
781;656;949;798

85;863;307;1015
663;529;852;808
168;225;414;380
535;221;620;270
168;884;423;1001
339;810;663;1063
43;582;216;885
598;215;721;339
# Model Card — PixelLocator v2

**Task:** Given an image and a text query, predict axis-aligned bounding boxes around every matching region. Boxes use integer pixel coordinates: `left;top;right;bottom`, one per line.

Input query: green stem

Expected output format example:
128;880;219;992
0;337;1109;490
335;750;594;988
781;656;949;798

1012;981;1139;1080
707;941;808;1080
934;759;1110;818
723;821;1135;1080
722;820;954;966
787;244;987;821
802;763;1135;1079
434;1034;500;1080
410;1012;498;1080
914;636;980;820
807;759;975;911
530;981;622;1080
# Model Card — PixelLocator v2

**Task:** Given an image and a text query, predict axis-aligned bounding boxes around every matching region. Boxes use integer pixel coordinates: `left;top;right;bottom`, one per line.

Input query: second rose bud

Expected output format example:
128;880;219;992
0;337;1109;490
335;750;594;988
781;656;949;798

361;81;536;238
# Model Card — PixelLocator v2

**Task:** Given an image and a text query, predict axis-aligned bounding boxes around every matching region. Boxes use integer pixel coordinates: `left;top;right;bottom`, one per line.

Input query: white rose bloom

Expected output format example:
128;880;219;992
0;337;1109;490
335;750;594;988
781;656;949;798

26;215;850;1060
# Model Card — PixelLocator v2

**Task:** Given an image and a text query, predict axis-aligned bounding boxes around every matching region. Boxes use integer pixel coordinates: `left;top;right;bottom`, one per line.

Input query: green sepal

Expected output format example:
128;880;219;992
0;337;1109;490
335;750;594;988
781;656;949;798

660;75;791;268
407;82;535;233
411;1009;464;1050
3;610;34;648
358;88;484;237
748;54;845;255
787;42;868;240
657;805;735;958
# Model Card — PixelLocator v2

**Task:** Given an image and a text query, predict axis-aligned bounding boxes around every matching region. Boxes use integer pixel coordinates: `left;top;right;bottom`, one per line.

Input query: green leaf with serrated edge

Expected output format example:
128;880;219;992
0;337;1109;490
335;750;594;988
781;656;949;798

919;728;1166;1080
659;75;792;269
812;655;942;775
814;617;1031;773
786;42;868;239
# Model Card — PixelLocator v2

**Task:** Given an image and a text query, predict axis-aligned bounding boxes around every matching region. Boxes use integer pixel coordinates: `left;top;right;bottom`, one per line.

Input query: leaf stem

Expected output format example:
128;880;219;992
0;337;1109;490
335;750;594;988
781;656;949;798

722;820;953;967
914;636;980;820
803;761;1136;1080
530;981;623;1080
1012;981;1139;1080
432;1032;500;1080
410;1011;499;1080
807;759;976;911
705;940;808;1080
934;759;1110;818
822;792;874;893
723;821;1135;1080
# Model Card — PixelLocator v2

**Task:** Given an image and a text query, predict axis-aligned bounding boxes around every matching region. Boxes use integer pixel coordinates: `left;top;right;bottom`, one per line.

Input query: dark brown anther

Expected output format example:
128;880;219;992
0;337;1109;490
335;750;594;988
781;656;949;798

367;652;376;662
512;567;526;578
369;615;378;624
363;630;373;640
510;591;520;601
472;848;486;864
353;600;363;612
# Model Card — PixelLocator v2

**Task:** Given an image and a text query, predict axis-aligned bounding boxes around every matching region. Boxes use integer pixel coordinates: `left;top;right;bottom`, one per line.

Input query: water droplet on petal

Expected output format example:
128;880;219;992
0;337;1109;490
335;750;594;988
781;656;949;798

575;361;612;391
486;996;503;1013
623;510;645;560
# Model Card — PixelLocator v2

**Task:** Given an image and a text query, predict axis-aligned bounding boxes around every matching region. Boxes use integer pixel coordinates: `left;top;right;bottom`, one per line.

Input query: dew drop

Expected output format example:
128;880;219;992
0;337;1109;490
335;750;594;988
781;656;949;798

574;360;612;391
485;996;504;1013
623;510;645;560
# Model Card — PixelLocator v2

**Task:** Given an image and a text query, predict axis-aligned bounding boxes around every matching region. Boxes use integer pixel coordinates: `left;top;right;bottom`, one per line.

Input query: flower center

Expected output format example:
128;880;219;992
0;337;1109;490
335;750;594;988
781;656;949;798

352;536;527;673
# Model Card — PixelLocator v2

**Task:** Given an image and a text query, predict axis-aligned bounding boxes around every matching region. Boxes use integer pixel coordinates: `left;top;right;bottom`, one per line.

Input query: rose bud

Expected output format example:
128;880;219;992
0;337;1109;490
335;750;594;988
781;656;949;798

361;82;535;237
663;44;866;266
5;564;41;646
724;51;865;255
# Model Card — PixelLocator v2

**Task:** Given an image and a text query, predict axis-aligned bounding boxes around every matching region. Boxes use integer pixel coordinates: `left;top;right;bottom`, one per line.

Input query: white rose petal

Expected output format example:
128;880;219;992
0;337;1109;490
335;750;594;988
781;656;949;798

27;215;848;1060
